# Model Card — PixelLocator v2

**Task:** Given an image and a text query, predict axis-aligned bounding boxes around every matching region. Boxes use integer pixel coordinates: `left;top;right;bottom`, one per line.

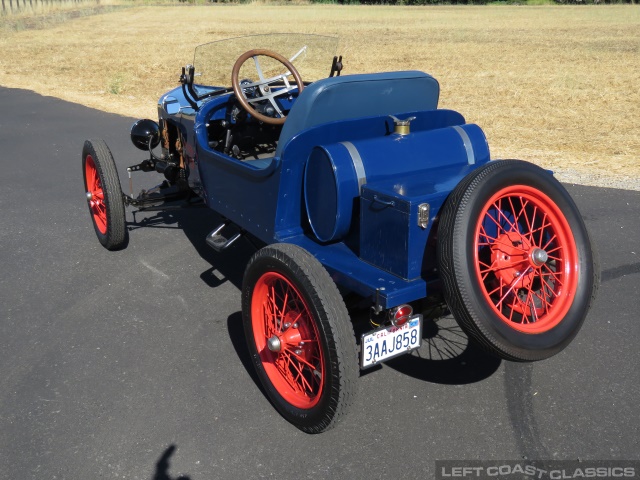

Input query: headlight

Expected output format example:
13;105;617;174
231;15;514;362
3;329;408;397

130;119;160;151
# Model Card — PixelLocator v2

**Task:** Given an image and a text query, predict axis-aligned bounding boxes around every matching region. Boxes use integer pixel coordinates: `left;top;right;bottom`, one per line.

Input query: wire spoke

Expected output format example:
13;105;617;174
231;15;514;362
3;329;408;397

541;264;564;286
283;351;315;394
286;347;320;371
496;267;531;309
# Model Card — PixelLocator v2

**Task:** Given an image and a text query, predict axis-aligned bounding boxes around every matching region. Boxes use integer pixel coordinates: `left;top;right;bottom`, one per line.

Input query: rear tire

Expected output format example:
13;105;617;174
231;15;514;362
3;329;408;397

82;139;127;250
437;160;599;361
242;243;358;433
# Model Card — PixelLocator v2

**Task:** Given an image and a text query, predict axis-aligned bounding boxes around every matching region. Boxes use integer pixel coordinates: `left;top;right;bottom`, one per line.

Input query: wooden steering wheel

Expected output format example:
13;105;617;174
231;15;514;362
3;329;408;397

231;49;305;125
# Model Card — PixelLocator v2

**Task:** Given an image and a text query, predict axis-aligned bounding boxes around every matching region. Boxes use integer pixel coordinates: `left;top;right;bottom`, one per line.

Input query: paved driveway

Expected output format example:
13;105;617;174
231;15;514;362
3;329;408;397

0;87;638;480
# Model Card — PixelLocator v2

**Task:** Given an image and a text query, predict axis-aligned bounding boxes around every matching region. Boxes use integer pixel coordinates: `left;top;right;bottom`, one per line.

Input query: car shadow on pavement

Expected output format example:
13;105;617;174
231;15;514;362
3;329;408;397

127;206;259;291
383;305;502;385
127;207;500;387
226;310;266;398
127;208;277;422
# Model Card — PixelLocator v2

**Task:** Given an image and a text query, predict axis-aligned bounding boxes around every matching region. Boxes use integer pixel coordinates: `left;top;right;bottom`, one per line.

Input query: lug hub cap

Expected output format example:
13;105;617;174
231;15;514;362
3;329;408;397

267;336;281;352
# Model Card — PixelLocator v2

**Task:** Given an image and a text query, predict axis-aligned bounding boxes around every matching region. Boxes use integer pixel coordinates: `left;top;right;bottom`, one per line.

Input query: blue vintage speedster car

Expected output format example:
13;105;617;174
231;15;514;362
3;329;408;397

82;34;598;433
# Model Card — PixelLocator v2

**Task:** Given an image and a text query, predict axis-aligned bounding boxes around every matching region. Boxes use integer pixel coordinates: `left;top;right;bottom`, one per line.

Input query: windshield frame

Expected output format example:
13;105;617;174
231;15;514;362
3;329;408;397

190;33;339;100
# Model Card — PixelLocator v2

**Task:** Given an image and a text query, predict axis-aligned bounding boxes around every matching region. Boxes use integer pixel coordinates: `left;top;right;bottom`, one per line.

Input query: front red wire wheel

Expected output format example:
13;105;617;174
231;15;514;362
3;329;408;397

242;244;358;433
85;155;107;235
474;185;579;334
251;271;324;409
437;160;598;362
81;139;127;250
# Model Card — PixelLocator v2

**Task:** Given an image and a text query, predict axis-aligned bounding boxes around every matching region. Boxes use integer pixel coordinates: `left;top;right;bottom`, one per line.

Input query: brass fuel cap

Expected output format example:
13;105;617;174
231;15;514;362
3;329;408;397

389;115;417;135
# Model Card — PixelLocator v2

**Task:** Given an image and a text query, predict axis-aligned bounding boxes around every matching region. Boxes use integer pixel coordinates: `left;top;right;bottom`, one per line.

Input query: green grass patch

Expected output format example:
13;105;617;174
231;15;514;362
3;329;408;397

107;73;127;95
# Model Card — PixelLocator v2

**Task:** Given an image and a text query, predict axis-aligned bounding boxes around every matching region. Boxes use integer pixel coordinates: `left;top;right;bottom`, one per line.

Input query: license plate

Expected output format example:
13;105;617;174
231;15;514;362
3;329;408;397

360;315;422;368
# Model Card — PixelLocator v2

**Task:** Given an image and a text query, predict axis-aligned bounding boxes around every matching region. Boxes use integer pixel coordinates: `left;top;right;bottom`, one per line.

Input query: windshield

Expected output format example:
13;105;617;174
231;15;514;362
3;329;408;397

193;33;339;91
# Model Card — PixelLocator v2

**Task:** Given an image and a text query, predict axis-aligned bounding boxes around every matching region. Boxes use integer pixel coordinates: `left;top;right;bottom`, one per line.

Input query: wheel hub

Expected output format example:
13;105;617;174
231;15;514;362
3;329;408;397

487;228;556;318
267;317;304;354
490;231;532;288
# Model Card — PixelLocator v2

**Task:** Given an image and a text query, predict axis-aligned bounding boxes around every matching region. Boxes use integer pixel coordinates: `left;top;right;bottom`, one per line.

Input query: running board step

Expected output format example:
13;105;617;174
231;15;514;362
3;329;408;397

205;223;242;252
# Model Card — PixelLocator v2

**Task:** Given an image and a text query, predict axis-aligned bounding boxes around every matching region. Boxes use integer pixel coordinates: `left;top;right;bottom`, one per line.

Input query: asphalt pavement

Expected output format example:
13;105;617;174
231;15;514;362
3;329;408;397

0;87;638;480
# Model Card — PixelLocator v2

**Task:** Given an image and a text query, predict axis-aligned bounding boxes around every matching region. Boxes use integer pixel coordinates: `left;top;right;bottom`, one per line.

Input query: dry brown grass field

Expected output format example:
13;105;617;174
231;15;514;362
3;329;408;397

1;5;638;188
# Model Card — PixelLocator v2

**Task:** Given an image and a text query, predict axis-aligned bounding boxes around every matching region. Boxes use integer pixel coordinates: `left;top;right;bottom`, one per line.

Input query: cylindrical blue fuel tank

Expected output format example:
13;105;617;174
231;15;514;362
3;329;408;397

304;124;490;243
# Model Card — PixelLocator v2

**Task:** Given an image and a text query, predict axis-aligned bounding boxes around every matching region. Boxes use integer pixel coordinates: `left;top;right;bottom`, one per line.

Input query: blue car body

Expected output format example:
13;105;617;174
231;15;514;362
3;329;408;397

157;70;490;309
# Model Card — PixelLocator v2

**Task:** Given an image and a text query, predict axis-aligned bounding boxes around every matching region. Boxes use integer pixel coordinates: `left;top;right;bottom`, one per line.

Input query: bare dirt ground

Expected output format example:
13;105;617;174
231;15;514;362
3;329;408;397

1;5;638;189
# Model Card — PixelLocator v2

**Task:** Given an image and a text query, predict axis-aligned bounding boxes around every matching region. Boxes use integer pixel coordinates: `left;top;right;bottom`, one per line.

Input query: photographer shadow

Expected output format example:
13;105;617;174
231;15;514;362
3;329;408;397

152;445;191;480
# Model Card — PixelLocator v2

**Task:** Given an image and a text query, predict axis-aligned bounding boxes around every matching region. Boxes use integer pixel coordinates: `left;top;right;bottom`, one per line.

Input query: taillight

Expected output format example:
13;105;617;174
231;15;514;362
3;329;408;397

389;304;413;326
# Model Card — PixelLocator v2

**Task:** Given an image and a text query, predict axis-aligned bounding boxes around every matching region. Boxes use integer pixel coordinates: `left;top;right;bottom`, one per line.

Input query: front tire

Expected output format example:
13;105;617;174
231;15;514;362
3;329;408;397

437;160;599;361
82;139;127;250
242;244;358;433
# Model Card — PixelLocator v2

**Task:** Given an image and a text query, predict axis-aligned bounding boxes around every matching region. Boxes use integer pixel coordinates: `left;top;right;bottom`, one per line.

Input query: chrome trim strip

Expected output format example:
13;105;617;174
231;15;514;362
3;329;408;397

453;126;475;165
340;141;367;193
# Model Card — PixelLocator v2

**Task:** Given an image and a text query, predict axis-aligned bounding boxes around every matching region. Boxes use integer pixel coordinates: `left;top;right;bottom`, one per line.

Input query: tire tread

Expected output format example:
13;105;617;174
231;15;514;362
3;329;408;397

82;139;127;250
437;160;598;362
242;243;358;433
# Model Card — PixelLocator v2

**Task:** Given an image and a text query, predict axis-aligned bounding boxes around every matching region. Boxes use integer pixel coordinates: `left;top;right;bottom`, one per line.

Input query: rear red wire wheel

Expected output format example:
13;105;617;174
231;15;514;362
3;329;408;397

474;185;579;334
82;139;127;250
242;244;358;433
250;271;325;409
437;160;598;361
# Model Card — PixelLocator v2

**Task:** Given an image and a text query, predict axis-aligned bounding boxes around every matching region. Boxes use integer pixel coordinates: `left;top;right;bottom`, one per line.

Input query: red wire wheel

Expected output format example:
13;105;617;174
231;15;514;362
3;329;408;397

85;154;108;235
438;160;599;361
474;185;579;334
250;272;324;409
82;139;127;250
242;244;358;433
